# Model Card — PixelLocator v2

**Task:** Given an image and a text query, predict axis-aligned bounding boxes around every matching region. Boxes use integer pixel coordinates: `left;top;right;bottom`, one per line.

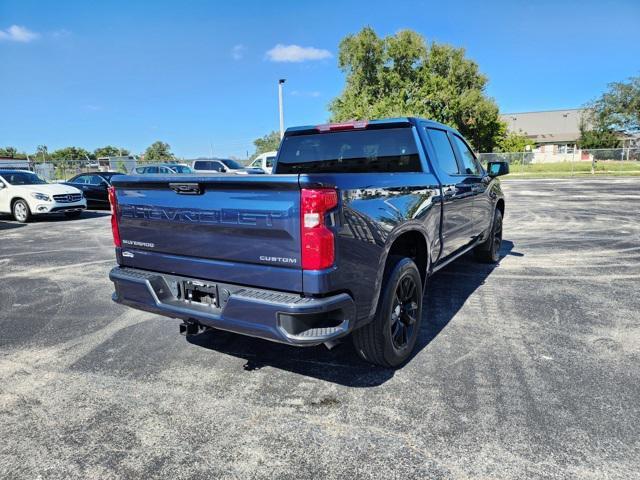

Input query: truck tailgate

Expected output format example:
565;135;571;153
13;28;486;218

111;175;303;292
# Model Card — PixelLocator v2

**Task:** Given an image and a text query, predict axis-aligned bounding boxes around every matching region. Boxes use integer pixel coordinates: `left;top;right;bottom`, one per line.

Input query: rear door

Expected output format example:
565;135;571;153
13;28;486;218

112;175;303;291
425;127;476;258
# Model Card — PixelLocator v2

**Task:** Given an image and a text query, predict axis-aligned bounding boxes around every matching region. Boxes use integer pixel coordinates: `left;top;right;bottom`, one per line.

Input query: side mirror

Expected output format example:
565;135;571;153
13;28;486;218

487;161;509;177
0;182;5;189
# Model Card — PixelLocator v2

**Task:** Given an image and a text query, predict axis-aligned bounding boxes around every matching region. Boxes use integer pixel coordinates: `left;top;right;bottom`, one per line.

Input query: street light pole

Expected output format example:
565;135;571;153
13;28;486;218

278;79;286;139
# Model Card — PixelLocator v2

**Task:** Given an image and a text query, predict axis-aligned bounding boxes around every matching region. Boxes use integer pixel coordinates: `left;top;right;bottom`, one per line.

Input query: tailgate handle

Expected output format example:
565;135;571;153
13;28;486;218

169;183;202;195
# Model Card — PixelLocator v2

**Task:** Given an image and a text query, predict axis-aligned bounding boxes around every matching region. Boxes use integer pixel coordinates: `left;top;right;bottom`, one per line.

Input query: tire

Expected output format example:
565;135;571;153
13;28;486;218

474;208;503;263
353;255;423;368
12;199;31;223
64;211;82;219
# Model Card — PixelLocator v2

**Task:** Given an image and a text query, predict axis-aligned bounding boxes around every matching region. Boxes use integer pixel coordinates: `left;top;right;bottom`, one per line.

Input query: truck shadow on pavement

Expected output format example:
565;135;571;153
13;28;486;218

188;240;519;387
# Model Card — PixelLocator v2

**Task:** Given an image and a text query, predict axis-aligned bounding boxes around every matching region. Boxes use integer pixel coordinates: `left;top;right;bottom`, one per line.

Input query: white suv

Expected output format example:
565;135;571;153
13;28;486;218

0;170;86;223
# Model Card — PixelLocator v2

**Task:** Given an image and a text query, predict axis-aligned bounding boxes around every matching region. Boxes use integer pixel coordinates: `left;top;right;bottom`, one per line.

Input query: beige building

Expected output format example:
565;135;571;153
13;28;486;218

500;108;587;154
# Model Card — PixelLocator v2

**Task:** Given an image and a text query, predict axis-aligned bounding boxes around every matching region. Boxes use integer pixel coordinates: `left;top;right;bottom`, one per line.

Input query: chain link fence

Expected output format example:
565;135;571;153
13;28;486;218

478;148;640;175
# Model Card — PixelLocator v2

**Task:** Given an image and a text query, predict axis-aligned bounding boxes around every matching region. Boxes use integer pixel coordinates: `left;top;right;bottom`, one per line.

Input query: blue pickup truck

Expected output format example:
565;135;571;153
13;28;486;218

108;118;508;367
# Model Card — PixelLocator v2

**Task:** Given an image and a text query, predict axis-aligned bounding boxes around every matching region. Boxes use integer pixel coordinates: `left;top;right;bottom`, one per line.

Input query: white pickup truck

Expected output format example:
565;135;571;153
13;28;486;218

248;151;277;174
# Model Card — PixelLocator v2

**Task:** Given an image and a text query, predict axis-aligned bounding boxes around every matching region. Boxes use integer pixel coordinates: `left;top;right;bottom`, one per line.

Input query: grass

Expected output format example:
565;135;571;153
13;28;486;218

502;161;640;178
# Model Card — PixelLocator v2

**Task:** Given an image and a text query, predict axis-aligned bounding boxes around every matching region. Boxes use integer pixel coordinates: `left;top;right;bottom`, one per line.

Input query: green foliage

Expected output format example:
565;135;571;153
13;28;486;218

577;118;620;149
329;27;504;151
50;146;93;163
252;131;281;158
94;145;130;158
494;130;536;153
116;160;128;173
0;146;27;159
144;141;175;162
589;75;640;134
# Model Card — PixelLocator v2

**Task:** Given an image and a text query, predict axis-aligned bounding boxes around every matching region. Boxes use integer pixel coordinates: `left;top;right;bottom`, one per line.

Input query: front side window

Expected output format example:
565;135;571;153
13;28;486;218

427;128;459;175
266;157;275;168
452;135;480;175
277;127;421;174
89;175;104;185
73;175;90;184
250;159;261;168
146;166;158;174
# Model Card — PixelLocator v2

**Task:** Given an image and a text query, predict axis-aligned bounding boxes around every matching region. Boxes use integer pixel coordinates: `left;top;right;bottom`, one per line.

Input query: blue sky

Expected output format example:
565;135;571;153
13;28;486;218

1;0;639;157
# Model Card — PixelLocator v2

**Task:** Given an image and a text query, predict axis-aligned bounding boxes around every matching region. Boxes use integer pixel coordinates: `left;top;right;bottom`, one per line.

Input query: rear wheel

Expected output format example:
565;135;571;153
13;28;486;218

353;255;423;368
64;211;82;219
474;208;502;263
12;199;31;223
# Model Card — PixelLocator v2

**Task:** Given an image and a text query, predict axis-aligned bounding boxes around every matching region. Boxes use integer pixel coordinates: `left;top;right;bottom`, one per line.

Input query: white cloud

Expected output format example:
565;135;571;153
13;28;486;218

266;44;332;63
52;29;71;39
231;44;246;60
291;90;321;98
0;25;40;43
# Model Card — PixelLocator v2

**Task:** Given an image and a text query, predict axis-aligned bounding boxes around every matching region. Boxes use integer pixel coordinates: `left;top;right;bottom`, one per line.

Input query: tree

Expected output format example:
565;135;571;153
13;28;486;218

49;147;92;162
577;118;620;149
589;75;640;135
94;145;130;158
144;141;175;162
578;75;640;149
253;131;281;157
329;27;504;151
0;146;27;159
494;130;536;152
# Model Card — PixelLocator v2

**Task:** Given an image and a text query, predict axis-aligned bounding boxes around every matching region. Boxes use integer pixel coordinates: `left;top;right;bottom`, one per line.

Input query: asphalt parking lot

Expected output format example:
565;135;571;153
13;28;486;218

1;177;639;479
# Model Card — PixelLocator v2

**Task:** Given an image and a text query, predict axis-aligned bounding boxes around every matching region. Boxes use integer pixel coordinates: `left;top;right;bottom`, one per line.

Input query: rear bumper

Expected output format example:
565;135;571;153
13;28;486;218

109;266;355;346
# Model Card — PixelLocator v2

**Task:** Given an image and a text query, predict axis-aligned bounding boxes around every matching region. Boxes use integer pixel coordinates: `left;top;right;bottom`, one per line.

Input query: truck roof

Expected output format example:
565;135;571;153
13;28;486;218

284;117;458;136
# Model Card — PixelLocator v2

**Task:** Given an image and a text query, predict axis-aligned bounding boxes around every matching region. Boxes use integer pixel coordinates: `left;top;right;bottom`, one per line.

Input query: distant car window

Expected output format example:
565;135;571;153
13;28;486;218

266;157;275;168
158;166;172;174
135;167;145;174
170;165;192;173
277;128;421;174
221;159;242;169
88;175;103;185
73;175;90;184
250;159;261;168
193;161;209;170
451;135;480;175
427;128;459;175
146;166;159;174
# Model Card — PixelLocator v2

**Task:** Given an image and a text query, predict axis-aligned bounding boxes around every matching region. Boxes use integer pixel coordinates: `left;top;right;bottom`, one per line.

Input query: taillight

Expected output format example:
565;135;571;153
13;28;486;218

107;186;121;247
315;120;368;132
300;188;338;270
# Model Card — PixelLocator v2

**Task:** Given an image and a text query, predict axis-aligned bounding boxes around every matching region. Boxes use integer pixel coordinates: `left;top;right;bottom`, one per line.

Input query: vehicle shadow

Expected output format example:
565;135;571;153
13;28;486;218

188;240;520;387
29;211;111;222
0;218;27;230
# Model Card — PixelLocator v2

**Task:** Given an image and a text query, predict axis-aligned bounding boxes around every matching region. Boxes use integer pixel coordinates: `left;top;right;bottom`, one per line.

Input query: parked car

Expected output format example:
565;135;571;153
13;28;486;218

64;171;125;209
133;164;193;175
107;117;508;367
0;170;86;222
248;151;277;174
191;158;264;175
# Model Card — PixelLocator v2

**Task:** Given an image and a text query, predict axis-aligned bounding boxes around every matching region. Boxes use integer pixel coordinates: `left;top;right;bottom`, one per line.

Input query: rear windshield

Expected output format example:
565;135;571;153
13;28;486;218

276;127;422;174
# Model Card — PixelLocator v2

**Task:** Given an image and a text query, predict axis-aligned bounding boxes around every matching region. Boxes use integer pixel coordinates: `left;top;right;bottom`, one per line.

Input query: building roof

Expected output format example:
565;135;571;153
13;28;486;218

500;108;588;144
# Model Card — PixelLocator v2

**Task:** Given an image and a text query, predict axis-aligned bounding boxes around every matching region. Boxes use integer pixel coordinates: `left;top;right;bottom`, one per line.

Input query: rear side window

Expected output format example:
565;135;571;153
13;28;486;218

277;128;422;174
427;128;459;175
